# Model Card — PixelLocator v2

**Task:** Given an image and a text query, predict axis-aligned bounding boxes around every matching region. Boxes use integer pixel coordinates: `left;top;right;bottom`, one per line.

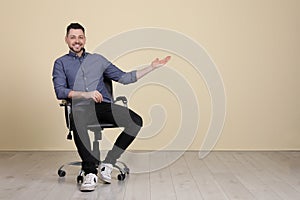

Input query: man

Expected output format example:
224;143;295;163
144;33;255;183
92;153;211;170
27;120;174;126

52;23;171;192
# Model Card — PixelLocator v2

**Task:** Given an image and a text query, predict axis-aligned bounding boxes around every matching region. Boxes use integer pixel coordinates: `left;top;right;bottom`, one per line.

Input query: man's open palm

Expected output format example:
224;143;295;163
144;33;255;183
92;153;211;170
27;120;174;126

151;56;171;69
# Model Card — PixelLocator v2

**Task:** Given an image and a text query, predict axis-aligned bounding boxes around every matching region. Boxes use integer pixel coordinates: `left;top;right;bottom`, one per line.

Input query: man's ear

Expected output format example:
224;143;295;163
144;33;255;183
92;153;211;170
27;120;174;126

65;36;68;44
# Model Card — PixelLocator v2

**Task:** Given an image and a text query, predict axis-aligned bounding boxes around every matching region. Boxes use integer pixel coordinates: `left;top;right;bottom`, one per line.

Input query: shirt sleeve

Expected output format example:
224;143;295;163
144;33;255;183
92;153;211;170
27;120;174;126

52;59;72;99
104;63;137;85
118;70;137;84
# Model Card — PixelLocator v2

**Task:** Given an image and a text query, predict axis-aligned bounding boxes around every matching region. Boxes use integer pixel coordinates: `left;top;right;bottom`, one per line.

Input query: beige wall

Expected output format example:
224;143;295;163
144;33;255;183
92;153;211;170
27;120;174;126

0;0;299;151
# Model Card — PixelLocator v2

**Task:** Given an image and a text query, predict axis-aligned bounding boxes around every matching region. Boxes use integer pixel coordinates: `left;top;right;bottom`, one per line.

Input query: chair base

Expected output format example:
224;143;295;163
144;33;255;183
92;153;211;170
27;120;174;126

57;161;130;182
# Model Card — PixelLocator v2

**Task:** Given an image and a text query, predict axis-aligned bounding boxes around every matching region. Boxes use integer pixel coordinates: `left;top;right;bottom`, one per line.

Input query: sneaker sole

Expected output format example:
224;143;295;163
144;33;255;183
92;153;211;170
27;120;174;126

80;185;97;192
100;176;111;184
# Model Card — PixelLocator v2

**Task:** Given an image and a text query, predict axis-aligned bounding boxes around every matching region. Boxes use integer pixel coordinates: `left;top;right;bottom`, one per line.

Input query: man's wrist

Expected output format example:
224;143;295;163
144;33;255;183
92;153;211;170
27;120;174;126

150;64;156;71
68;91;74;98
68;91;87;99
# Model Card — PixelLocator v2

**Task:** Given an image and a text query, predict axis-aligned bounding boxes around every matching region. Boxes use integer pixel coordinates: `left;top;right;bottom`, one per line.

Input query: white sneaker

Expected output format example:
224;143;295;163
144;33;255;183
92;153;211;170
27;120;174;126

80;173;98;192
99;163;113;183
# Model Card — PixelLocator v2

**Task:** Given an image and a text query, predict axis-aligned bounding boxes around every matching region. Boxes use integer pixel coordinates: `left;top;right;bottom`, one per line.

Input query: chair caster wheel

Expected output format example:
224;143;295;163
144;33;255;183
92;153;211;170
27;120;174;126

124;167;130;174
117;173;126;181
77;175;83;183
58;169;66;177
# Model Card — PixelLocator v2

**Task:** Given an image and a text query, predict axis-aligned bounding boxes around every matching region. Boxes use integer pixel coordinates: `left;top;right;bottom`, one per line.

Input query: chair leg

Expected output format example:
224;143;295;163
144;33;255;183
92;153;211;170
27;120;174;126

57;161;82;177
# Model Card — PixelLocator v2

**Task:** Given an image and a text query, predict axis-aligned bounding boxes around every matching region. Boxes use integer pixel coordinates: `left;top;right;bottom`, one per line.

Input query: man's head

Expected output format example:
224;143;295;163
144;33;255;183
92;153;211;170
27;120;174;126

65;23;86;56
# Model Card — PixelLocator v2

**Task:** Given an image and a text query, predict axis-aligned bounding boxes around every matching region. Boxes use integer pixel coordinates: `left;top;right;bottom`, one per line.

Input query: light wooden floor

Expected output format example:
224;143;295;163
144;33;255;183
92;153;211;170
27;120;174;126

0;151;300;200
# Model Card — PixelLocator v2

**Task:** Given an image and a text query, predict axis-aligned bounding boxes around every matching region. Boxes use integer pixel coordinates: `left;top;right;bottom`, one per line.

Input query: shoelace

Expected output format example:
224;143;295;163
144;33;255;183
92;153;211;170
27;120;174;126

84;174;96;184
101;166;112;176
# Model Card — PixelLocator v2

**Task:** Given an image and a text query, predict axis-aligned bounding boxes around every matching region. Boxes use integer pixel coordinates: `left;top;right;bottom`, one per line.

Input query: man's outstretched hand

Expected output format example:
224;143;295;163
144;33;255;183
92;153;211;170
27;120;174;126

151;56;171;69
136;56;172;80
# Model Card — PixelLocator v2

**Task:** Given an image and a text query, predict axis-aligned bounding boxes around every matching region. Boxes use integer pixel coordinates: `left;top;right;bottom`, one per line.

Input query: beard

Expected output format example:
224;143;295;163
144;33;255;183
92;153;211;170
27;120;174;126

69;43;84;54
69;46;84;54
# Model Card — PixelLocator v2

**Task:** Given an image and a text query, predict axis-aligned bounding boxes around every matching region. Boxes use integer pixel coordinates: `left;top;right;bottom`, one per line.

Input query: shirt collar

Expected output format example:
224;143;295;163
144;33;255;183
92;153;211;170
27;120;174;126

68;48;87;58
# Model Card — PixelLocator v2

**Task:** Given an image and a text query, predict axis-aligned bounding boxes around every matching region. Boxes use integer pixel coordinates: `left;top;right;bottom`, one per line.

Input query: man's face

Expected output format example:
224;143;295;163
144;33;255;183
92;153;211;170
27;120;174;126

65;29;86;54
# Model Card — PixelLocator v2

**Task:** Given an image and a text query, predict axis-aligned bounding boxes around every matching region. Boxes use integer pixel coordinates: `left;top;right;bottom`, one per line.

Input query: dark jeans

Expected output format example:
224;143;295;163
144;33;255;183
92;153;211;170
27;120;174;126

72;102;143;174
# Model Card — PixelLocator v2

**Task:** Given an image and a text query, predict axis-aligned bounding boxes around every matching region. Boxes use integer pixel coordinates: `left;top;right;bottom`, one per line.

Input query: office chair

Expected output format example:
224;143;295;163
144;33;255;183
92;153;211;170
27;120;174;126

57;78;130;182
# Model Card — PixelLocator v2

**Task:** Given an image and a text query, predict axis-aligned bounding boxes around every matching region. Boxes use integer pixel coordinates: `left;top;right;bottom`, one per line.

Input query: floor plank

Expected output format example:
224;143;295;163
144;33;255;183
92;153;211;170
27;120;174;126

149;152;177;200
218;152;281;200
234;152;300;200
204;152;255;200
169;153;204;200
124;173;151;200
1;151;300;200
184;152;228;200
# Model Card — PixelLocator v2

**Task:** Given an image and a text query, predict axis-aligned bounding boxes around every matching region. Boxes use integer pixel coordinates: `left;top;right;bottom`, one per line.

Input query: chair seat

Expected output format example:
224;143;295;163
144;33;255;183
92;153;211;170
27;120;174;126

87;123;116;130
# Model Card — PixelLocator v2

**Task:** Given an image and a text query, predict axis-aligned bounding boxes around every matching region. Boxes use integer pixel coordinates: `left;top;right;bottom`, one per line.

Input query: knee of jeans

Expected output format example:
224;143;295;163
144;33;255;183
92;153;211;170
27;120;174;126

136;115;143;127
130;112;143;127
127;118;142;137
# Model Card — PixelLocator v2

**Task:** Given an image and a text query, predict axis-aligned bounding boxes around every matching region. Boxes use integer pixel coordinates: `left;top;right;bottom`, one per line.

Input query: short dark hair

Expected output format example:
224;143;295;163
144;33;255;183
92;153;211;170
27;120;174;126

66;23;85;36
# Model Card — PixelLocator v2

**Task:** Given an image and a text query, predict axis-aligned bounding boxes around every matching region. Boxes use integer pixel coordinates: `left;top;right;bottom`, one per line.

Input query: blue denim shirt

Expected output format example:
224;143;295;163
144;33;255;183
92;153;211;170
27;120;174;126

52;49;137;103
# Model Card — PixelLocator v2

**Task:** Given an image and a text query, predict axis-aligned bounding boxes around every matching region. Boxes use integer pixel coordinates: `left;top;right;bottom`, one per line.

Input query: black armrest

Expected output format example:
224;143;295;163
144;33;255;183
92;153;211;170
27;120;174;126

60;100;71;107
114;96;128;107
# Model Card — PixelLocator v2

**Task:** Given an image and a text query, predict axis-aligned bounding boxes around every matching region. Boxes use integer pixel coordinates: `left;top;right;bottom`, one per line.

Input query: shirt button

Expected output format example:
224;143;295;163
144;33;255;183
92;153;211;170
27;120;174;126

86;87;89;91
